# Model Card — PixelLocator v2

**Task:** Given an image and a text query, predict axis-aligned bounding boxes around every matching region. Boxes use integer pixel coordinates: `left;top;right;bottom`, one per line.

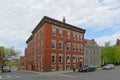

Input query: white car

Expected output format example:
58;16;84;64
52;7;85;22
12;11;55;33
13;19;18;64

103;64;115;70
3;66;11;72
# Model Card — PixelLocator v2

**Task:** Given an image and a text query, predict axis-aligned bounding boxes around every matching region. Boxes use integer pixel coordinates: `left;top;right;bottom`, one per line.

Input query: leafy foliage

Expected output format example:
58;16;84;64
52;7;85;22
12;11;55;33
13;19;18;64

101;42;120;65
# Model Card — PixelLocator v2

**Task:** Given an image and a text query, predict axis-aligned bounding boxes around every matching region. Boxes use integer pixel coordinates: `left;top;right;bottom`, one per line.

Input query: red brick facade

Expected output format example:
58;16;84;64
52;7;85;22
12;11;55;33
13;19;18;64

116;39;120;46
21;16;86;72
20;56;26;70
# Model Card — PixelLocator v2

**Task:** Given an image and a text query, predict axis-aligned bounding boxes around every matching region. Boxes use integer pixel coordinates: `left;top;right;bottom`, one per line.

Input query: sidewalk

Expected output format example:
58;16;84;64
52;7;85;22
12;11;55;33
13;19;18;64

20;70;73;75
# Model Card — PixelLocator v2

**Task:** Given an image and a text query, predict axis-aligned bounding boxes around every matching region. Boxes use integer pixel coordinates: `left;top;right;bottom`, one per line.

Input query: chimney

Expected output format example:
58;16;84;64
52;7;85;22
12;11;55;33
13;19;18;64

62;16;66;23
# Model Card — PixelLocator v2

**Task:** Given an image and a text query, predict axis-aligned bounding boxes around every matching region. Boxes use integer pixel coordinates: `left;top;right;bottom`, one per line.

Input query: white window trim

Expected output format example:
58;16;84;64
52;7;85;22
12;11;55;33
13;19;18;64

59;54;63;63
52;40;56;49
67;31;70;39
51;53;56;71
52;26;56;36
59;41;63;50
51;53;56;63
73;55;76;63
67;54;71;63
59;29;63;36
67;42;71;51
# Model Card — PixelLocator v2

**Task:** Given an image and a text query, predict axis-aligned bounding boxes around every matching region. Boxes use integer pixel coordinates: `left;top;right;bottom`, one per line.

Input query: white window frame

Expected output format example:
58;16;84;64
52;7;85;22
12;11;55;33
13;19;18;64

67;31;70;39
79;34;83;41
59;29;63;36
77;34;79;40
76;44;79;52
73;55;76;63
73;43;76;51
67;42;71;50
52;26;56;35
59;41;63;50
59;54;63;63
67;54;71;63
51;54;56;71
73;33;76;40
51;54;56;63
79;44;83;52
52;40;56;49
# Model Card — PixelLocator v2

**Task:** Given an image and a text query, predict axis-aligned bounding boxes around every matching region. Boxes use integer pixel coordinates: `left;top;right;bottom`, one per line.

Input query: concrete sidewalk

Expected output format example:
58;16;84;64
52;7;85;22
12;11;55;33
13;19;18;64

20;70;73;75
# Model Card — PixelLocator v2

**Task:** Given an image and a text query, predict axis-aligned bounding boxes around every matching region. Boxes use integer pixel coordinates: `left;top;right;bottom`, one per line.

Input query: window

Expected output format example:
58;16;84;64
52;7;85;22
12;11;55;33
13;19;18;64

67;31;70;39
77;34;79;40
73;55;76;63
52;27;56;35
51;54;56;63
59;54;63;63
52;40;56;49
67;55;70;63
79;45;83;52
67;42;71;50
59;29;62;36
59;41;63;50
79;34;82;41
51;54;56;71
73;33;77;40
76;44;79;52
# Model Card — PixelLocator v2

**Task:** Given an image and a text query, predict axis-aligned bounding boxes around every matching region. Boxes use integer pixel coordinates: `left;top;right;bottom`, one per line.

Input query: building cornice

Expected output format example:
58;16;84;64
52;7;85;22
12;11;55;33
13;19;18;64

32;16;86;34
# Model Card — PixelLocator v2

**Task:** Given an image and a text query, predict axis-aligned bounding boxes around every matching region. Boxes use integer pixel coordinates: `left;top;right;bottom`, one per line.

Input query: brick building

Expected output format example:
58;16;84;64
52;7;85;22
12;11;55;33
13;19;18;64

116;39;120;46
84;39;101;67
20;56;26;70
21;16;86;72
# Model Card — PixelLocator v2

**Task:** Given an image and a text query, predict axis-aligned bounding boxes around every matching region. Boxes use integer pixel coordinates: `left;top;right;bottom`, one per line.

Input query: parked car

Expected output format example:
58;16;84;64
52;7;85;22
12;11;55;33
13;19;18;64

103;64;115;70
11;67;18;71
78;65;96;72
2;66;11;72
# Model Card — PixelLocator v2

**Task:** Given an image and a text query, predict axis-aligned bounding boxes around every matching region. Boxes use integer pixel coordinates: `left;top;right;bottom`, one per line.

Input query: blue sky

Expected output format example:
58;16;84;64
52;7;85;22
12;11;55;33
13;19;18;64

0;0;120;56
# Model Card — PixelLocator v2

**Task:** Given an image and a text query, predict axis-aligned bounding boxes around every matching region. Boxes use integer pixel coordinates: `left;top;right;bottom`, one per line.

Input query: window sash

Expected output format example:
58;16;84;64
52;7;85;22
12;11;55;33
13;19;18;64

52;27;56;35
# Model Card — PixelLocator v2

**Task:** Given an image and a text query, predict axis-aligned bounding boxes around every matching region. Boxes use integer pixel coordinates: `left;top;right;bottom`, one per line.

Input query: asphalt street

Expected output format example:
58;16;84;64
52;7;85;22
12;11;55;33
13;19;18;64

0;68;120;80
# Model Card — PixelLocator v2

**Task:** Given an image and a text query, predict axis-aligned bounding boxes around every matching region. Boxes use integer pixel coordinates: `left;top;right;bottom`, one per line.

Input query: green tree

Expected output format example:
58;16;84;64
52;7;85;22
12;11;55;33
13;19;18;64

0;46;4;61
4;47;20;66
101;42;120;65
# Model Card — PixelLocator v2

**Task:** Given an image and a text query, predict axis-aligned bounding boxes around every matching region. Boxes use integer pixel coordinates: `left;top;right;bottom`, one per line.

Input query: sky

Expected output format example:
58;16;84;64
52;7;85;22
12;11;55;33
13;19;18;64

0;0;120;56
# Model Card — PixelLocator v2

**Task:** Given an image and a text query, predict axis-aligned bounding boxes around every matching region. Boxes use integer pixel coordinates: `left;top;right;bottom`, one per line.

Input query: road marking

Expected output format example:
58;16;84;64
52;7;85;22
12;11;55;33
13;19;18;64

6;75;12;79
59;74;75;78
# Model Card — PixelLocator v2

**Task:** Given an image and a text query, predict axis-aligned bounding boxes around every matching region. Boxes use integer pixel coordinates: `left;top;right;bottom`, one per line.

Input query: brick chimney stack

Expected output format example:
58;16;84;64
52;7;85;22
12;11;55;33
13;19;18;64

62;16;66;23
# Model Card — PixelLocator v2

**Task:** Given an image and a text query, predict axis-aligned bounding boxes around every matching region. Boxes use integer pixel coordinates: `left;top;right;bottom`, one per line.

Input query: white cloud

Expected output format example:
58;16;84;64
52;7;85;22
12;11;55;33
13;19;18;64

95;32;120;46
0;0;120;55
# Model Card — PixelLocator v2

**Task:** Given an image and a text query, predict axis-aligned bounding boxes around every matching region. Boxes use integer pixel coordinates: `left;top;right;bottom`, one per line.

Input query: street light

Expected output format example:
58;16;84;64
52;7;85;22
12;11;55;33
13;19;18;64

64;41;70;71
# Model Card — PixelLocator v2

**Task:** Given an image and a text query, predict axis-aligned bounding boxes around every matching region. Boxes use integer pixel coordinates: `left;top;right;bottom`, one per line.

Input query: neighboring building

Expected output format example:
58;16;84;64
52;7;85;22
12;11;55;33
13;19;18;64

0;46;4;72
20;56;26;70
21;16;86;72
84;39;101;67
116;39;120;46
